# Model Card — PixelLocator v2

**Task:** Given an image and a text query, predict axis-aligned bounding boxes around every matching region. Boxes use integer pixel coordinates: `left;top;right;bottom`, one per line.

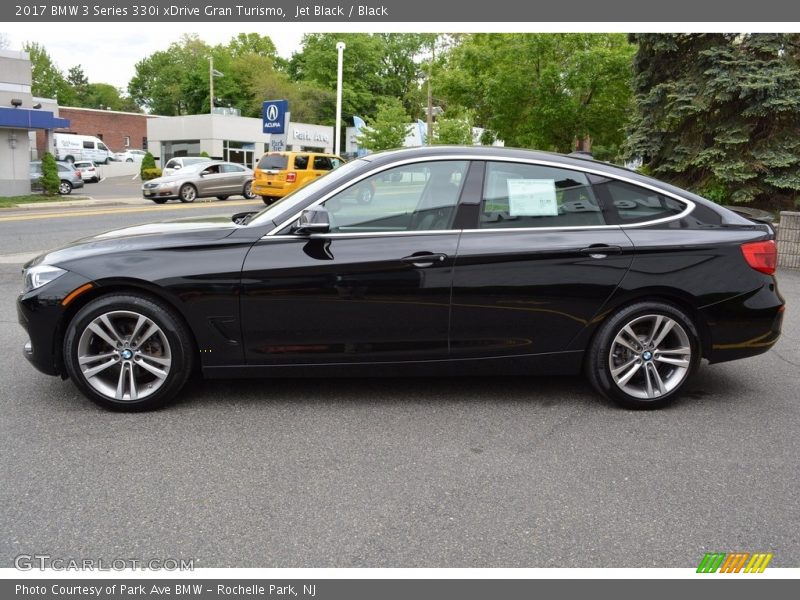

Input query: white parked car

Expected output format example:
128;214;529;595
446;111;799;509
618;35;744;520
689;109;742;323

72;160;100;183
114;149;147;162
162;156;212;176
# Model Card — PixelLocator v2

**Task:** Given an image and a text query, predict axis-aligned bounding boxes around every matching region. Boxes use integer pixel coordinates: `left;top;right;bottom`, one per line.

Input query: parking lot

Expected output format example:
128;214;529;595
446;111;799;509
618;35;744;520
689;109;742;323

0;197;798;568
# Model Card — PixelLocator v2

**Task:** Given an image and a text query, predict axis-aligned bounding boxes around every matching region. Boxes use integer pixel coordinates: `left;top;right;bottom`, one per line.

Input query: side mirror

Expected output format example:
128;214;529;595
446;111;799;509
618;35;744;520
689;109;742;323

293;206;330;235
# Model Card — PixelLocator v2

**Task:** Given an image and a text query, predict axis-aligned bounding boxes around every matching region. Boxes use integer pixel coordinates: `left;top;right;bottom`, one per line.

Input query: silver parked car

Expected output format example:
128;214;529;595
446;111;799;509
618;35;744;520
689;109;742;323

29;160;85;195
142;160;256;204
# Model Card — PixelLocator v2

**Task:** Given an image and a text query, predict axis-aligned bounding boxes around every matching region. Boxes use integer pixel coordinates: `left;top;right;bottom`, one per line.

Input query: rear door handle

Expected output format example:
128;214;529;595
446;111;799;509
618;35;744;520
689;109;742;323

579;245;623;259
401;253;448;268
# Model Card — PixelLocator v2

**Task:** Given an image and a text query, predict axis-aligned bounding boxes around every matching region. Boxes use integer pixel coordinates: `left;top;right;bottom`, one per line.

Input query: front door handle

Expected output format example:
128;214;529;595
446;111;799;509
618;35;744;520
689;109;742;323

401;252;448;268
579;245;622;259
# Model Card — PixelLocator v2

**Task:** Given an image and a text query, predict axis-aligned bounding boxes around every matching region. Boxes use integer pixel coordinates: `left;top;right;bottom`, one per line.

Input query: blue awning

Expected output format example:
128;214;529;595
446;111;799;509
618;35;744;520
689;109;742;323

0;107;69;129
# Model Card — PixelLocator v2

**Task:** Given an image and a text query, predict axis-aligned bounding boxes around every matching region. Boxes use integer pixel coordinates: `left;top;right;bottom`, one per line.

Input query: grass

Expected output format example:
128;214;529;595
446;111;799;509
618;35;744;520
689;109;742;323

0;194;88;208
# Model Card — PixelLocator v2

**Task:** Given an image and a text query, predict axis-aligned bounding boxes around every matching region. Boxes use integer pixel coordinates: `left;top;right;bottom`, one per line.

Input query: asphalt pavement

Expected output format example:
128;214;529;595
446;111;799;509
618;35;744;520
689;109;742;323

0;198;798;568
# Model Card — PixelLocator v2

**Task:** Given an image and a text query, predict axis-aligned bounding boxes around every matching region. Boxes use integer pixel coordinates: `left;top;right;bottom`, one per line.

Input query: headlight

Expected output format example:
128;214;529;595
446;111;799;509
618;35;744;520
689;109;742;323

23;265;66;291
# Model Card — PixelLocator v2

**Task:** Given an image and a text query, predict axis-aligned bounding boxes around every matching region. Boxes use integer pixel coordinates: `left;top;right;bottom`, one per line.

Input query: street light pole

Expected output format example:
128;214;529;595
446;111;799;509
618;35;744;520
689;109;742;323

209;57;214;116
335;42;345;156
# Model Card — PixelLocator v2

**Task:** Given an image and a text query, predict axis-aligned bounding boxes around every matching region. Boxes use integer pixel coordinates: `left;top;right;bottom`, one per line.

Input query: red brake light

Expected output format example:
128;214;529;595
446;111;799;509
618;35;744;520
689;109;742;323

286;172;297;183
741;240;777;275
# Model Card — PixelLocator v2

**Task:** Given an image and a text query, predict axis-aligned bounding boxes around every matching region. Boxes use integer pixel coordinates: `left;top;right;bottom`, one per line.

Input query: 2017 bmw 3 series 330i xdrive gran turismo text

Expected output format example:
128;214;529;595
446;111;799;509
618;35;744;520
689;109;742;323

18;147;784;411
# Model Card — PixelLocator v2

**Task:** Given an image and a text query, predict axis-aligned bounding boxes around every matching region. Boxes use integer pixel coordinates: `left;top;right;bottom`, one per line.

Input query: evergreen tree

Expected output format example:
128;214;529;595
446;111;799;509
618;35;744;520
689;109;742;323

39;152;61;195
626;33;800;208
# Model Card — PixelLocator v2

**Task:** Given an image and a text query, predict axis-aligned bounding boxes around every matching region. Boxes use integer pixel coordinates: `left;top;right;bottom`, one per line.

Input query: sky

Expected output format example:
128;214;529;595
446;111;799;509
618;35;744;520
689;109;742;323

1;23;304;91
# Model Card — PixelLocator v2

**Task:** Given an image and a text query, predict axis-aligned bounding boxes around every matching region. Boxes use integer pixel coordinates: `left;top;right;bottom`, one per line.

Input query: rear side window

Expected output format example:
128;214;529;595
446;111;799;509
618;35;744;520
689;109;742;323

313;156;333;170
293;155;309;170
595;180;686;224
83;141;94;149
257;154;288;170
480;162;605;228
221;164;245;173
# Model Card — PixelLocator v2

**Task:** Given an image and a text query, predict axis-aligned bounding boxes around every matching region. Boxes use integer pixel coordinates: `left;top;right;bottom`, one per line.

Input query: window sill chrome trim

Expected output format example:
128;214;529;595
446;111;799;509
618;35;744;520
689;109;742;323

265;153;696;236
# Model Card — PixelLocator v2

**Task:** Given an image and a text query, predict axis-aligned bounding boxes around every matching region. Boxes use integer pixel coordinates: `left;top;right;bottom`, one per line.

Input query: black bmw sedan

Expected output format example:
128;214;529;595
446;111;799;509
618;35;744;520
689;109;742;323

18;147;784;411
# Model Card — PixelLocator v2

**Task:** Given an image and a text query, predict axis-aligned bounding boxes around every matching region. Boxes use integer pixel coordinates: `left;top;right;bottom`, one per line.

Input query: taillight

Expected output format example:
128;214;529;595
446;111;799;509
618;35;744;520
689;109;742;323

286;172;297;183
741;240;777;275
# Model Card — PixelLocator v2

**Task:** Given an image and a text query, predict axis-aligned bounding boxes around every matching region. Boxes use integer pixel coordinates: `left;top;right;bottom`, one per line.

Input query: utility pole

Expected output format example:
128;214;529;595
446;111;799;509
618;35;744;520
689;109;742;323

426;39;435;145
209;56;214;115
335;42;346;156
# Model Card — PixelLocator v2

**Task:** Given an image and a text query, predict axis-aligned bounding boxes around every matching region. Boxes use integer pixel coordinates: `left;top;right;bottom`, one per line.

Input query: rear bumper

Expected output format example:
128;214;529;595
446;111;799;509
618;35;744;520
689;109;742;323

252;180;291;197
701;280;785;364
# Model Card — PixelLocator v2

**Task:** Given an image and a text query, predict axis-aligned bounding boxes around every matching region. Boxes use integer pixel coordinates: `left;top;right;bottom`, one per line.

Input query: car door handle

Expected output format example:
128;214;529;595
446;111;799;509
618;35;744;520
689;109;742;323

579;245;623;259
401;253;448;268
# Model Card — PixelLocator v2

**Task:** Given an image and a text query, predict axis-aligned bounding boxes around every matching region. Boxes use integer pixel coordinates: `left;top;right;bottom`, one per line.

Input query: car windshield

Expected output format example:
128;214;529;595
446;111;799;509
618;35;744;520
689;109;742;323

246;159;367;227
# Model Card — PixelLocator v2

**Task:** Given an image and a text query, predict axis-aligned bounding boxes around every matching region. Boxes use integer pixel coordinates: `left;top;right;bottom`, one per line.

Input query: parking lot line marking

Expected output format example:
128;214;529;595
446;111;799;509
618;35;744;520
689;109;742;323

0;200;257;222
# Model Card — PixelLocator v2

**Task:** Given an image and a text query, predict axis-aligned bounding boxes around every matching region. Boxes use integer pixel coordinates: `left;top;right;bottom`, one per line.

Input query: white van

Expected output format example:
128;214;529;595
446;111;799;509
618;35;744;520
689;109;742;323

53;134;113;164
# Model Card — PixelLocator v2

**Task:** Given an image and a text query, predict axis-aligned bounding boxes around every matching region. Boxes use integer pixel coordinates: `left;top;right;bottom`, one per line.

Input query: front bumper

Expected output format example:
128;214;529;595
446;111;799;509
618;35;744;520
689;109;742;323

17;270;94;377
142;184;178;200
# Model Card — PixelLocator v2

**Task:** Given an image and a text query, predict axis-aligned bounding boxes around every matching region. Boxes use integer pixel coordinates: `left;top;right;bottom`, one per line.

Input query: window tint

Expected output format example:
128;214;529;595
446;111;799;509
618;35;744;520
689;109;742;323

480;162;605;228
83;141;94;149
313;156;333;170
293;155;309;170
257;154;288;170
221;164;245;173
596;180;686;224
321;160;469;233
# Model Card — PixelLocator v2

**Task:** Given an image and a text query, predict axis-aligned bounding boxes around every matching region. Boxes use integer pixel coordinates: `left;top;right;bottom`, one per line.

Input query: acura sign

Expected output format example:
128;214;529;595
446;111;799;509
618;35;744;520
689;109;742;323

262;100;288;134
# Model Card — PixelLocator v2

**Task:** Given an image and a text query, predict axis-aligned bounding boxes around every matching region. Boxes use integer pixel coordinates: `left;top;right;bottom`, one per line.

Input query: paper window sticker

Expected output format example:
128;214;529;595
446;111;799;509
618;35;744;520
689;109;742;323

507;179;558;217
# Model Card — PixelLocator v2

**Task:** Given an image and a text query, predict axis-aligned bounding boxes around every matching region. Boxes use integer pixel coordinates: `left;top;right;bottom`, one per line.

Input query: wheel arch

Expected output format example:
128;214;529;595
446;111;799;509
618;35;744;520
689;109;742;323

575;288;712;364
54;279;200;376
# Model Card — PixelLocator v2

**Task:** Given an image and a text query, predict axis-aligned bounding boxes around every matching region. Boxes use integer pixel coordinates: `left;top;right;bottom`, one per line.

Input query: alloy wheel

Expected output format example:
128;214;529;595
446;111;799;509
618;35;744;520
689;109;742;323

608;314;692;400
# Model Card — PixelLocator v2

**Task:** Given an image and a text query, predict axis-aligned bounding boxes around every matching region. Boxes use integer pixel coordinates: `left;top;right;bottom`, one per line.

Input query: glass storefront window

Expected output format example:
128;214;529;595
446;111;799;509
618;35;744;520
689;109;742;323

224;140;256;168
161;140;201;162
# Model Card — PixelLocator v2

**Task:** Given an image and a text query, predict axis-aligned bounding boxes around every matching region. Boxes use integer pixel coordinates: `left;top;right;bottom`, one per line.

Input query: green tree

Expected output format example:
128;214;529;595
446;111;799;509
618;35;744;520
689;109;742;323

227;33;277;59
66;65;89;105
626;34;800;208
24;42;74;104
39;152;61;195
356;98;410;151
140;151;156;177
438;34;634;155
431;106;475;145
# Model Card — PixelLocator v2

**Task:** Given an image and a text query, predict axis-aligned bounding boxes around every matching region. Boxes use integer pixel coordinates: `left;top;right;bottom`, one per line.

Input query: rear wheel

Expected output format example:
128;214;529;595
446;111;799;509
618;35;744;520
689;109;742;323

58;180;72;195
243;181;255;199
64;155;75;164
261;195;276;205
126;158;134;163
586;301;700;409
63;293;194;411
179;184;197;203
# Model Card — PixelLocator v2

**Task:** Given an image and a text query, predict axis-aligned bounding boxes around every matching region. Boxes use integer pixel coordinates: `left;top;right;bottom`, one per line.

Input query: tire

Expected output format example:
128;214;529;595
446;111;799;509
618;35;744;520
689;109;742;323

261;195;276;205
64;155;75;164
58;180;72;195
179;183;197;203
243;181;255;199
586;301;700;409
126;158;134;163
152;198;168;204
91;177;99;183
216;195;230;201
63;293;194;411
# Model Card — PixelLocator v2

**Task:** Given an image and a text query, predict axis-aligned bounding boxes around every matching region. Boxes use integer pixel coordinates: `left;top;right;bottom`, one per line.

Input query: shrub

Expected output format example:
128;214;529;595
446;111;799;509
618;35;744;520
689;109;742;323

141;168;163;181
200;151;210;158
39;152;61;195
140;152;156;179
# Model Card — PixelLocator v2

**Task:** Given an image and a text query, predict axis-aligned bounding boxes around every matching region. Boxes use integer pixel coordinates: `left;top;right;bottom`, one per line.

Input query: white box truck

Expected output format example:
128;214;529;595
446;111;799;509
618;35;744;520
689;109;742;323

53;133;113;164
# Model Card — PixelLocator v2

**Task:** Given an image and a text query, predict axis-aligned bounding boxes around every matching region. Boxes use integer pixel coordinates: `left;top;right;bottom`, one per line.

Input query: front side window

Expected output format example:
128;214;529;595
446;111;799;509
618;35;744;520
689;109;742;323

321;160;468;233
480;162;605;228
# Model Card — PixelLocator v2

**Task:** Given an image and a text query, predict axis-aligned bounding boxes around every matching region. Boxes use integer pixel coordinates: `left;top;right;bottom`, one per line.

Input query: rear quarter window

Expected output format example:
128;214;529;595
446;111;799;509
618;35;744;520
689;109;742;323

595;179;687;224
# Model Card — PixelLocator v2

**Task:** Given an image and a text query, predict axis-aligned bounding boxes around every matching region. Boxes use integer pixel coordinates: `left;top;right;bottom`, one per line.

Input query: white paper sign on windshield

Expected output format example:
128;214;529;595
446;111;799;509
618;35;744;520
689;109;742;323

507;179;558;217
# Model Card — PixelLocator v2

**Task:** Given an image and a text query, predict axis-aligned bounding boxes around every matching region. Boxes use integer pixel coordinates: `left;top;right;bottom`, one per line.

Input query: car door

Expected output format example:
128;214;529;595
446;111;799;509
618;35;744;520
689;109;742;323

220;164;247;194
240;159;471;364
196;164;227;195
449;160;634;358
292;154;313;188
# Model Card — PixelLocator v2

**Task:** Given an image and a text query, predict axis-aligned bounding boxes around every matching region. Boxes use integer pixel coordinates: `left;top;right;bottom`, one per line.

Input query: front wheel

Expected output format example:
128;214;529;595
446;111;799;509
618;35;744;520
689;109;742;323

586;301;700;409
126;158;134;163
58;180;73;195
63;293;194;411
179;183;197;203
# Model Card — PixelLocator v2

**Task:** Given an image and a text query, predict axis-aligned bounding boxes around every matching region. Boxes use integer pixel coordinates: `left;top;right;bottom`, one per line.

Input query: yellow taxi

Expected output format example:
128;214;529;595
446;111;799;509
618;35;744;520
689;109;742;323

253;151;344;204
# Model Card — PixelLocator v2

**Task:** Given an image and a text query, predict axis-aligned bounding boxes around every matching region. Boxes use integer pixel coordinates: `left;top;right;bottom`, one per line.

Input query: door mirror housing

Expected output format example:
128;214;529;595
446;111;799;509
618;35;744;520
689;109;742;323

293;206;331;235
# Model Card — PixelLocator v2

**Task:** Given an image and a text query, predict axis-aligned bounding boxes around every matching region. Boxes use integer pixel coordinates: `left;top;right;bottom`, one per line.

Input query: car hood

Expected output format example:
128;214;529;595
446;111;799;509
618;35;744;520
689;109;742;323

25;215;243;270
